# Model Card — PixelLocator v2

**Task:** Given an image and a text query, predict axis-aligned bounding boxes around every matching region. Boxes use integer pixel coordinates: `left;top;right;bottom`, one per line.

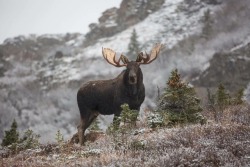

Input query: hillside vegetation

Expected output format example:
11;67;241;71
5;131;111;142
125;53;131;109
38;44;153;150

1;105;250;166
1;70;250;167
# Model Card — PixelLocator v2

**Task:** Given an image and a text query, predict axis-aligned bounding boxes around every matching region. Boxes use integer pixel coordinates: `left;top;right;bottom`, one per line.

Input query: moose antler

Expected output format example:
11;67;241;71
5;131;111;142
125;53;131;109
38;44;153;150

102;48;129;67
136;43;162;65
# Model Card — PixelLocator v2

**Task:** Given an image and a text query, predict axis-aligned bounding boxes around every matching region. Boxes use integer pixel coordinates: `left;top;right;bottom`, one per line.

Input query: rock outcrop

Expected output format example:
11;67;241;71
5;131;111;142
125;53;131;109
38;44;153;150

193;42;250;92
84;0;164;46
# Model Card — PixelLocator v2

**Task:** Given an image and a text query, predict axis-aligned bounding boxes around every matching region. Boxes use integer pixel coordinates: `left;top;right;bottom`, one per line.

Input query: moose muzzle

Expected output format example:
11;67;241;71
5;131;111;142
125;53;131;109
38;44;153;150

129;72;137;85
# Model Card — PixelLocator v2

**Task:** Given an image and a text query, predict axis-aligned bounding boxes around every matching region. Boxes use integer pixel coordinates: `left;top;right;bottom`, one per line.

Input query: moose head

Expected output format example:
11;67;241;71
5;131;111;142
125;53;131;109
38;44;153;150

102;43;162;92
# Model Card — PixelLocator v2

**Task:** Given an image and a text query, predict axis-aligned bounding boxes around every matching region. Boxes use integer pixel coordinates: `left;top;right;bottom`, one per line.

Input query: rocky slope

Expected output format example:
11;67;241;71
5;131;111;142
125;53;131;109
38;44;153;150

193;40;250;92
84;0;164;46
0;0;250;143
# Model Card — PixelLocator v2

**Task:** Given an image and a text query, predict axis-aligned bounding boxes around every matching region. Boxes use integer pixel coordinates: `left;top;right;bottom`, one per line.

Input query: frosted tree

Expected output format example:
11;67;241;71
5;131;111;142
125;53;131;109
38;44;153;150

158;69;204;125
207;84;244;122
127;29;141;59
201;9;213;40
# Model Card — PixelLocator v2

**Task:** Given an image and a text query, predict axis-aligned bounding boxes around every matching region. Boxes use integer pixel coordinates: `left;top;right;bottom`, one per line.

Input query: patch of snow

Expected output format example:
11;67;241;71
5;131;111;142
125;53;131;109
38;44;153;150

105;22;118;28
38;34;65;40
237;56;250;61
230;34;250;52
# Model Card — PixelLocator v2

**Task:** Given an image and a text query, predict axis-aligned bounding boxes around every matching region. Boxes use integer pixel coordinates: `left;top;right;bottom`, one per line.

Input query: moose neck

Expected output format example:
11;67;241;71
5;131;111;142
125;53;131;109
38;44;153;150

123;68;143;97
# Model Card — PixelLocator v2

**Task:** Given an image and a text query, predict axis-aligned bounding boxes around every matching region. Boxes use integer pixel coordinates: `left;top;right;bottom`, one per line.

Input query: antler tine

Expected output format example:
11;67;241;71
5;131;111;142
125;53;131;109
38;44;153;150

102;47;127;67
137;43;162;65
112;54;124;66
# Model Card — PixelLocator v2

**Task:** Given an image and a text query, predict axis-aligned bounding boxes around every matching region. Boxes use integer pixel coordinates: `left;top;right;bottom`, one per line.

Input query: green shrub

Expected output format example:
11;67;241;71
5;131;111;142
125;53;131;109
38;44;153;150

1;119;19;147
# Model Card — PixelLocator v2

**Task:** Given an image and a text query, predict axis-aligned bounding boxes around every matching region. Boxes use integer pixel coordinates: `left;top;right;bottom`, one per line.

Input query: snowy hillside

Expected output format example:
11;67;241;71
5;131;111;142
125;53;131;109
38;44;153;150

1;0;250;143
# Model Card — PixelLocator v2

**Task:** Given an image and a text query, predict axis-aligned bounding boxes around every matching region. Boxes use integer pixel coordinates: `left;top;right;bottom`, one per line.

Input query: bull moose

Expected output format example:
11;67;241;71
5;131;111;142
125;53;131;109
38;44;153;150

76;44;162;144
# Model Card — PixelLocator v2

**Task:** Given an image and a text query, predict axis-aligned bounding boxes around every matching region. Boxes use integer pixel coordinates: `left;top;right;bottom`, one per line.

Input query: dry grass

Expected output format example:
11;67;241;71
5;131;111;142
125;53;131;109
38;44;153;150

1;104;250;167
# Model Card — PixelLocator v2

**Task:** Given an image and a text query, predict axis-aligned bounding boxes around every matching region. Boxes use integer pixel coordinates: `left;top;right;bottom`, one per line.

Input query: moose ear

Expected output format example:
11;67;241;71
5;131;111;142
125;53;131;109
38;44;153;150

136;52;144;62
121;54;129;64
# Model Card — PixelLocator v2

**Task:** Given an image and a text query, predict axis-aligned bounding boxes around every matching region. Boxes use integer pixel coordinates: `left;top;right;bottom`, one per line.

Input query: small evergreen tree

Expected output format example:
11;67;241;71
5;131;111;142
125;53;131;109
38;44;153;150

107;104;139;150
55;130;65;152
201;9;213;40
88;118;101;131
127;29;141;59
55;130;64;144
19;129;40;149
158;69;204;126
120;103;138;127
1;119;19;146
107;103;138;134
207;84;245;122
233;88;244;105
216;84;231;110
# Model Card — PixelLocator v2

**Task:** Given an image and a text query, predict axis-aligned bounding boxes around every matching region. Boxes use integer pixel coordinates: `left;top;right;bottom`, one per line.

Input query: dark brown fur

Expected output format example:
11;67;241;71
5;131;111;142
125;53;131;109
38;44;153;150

77;61;145;144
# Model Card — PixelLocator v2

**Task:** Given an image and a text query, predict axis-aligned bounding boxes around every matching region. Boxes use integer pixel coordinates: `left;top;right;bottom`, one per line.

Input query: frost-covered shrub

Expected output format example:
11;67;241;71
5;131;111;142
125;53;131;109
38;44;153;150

207;84;245;122
19;129;40;150
129;139;146;151
158;69;205;126
81;149;101;158
55;130;64;144
147;112;165;128
88;118;101;131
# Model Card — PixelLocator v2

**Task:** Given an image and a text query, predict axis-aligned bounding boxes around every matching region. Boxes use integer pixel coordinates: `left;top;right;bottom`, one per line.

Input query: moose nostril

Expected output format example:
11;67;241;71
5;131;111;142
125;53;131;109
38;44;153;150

130;76;135;82
129;75;137;84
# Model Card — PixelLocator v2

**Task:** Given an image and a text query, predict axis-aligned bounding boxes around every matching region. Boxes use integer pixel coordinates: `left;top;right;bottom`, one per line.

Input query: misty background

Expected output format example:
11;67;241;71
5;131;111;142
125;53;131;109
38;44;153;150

0;0;121;43
0;0;250;143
